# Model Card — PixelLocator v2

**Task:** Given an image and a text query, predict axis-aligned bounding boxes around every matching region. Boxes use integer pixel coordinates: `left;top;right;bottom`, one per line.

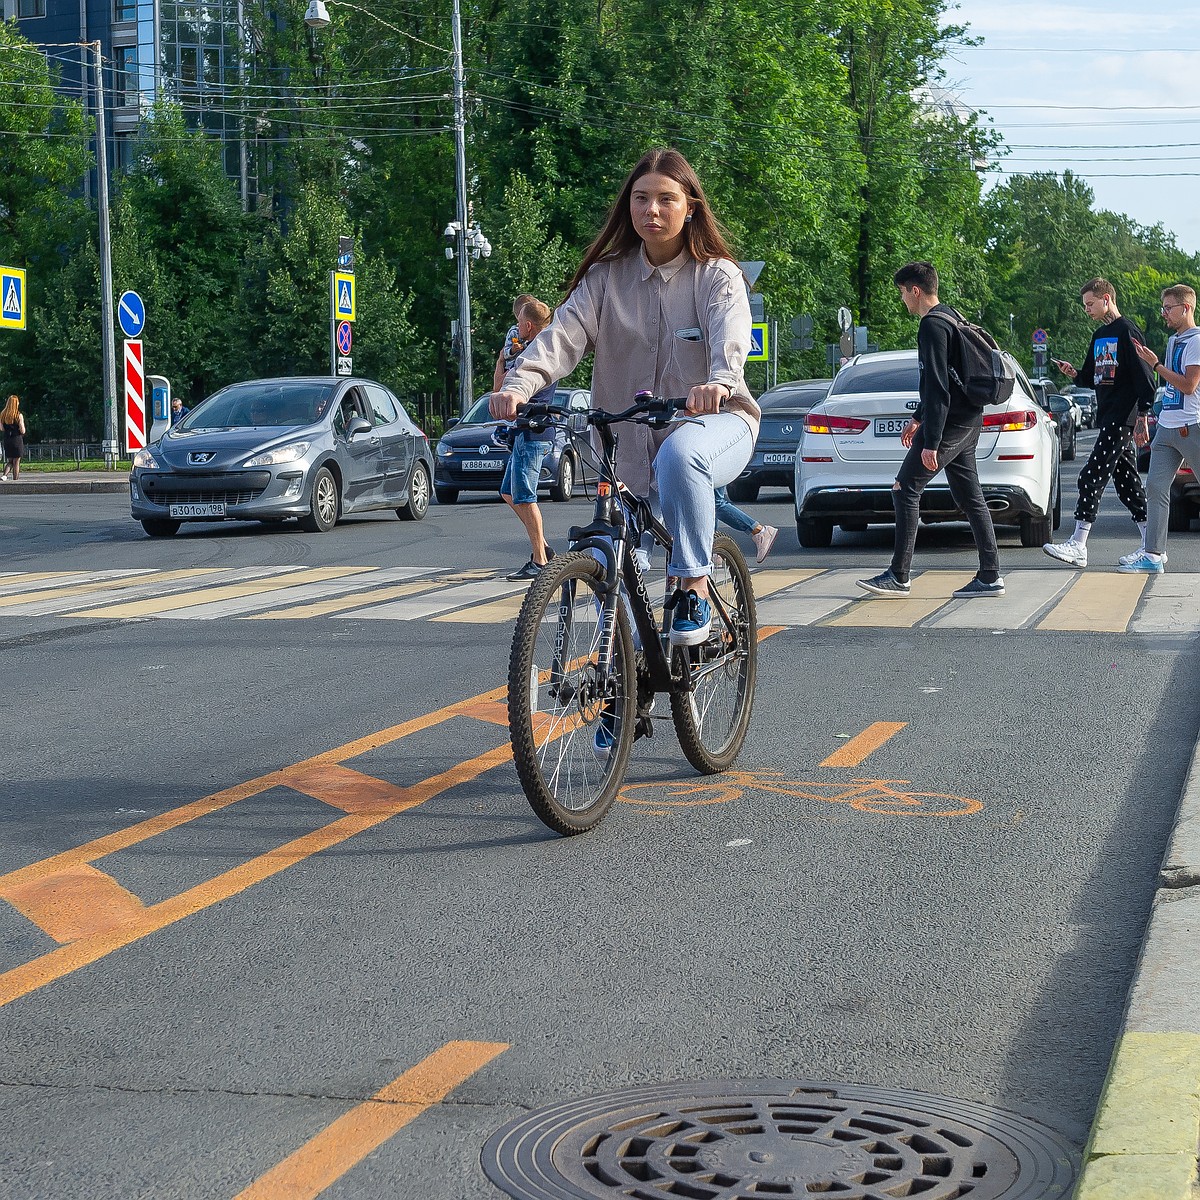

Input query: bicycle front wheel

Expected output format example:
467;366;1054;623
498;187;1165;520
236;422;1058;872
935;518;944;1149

508;551;637;835
670;532;758;773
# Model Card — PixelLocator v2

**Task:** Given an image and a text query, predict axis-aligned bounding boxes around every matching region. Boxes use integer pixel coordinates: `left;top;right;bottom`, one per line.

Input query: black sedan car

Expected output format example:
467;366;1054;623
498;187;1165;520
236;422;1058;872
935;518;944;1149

727;378;832;502
434;388;592;504
1046;394;1077;461
129;377;434;537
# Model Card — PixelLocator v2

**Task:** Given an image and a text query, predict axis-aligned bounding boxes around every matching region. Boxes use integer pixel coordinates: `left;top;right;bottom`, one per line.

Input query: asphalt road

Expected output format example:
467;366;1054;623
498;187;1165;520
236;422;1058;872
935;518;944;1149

1;431;1197;1198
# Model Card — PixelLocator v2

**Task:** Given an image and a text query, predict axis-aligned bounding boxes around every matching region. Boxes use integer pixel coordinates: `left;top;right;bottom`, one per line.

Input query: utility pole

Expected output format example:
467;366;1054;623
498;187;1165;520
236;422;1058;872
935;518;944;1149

451;0;472;417
91;41;119;466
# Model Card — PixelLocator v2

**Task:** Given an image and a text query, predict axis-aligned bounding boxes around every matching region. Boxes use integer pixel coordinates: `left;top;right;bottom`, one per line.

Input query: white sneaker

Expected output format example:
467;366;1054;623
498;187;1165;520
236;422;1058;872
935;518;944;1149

1119;548;1167;566
752;524;779;563
1043;540;1087;568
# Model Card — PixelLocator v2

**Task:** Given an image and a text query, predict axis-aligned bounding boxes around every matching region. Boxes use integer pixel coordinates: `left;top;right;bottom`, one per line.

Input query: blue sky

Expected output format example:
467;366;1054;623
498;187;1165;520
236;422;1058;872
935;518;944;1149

944;2;1200;255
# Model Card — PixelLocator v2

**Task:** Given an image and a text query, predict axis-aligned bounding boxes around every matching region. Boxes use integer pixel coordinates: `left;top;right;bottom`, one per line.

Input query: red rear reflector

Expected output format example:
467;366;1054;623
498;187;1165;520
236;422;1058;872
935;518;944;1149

805;413;870;434
997;454;1035;460
802;456;834;463
982;410;1039;431
1180;466;1194;476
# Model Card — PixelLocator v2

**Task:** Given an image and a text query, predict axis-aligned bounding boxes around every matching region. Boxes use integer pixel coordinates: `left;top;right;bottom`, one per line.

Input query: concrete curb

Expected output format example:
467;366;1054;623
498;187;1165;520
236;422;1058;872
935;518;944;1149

1074;739;1200;1198
0;475;128;494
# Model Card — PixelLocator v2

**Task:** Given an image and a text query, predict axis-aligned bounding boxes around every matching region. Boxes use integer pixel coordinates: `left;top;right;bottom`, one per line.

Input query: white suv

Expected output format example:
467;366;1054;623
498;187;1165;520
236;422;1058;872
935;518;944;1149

793;349;1061;548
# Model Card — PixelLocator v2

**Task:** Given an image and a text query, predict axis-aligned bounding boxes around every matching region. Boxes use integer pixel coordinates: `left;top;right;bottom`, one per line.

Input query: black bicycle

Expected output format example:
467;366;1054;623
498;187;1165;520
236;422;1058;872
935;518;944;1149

505;392;758;835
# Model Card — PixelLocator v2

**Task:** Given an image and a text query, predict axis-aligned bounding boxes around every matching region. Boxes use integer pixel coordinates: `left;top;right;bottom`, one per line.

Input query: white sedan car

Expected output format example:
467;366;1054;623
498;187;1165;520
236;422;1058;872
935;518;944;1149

794;349;1061;548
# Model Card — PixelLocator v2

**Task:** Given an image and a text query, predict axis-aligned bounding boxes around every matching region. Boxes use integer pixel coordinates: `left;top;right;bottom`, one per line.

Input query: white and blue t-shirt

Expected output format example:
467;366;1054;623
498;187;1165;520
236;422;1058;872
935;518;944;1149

1158;326;1200;428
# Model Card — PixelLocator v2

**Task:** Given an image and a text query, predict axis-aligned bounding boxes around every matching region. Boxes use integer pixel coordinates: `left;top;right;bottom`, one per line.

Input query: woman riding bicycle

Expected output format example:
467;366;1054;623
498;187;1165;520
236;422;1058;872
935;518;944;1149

489;147;760;646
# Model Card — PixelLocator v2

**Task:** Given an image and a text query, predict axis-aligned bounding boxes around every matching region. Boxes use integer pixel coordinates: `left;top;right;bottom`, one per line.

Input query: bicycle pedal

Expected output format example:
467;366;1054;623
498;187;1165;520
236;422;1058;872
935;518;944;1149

635;715;654;741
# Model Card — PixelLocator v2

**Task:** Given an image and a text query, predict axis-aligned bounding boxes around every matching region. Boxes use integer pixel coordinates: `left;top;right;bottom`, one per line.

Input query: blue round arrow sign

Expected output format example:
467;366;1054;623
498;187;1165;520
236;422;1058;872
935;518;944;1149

117;291;146;338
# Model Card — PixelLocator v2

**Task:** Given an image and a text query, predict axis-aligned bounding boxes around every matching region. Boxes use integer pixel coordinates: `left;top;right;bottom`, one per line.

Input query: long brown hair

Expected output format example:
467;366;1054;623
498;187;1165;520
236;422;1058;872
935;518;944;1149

565;148;738;295
1;395;18;424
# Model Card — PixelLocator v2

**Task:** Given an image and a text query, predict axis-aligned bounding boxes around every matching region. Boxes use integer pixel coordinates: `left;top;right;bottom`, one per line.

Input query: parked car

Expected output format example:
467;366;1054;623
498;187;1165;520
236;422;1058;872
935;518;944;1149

794;349;1061;548
129;377;433;537
727;378;832;502
434;388;592;504
1065;386;1097;428
1030;381;1077;462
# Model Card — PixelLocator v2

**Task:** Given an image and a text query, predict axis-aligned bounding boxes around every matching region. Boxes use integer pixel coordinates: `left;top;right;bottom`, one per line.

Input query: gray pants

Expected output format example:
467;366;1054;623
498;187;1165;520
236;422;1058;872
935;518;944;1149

1147;423;1200;554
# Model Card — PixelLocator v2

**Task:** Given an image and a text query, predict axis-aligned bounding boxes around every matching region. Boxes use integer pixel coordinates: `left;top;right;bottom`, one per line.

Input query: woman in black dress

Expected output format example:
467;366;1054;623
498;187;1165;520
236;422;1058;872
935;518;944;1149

2;394;25;481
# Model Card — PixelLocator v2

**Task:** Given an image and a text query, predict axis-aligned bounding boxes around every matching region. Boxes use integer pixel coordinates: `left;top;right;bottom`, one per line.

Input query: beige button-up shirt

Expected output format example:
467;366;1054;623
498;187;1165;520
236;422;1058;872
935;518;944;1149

502;248;760;496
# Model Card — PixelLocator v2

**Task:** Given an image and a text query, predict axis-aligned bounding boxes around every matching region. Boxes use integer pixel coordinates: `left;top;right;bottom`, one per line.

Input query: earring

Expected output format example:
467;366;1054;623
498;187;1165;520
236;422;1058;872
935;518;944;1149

684;214;693;224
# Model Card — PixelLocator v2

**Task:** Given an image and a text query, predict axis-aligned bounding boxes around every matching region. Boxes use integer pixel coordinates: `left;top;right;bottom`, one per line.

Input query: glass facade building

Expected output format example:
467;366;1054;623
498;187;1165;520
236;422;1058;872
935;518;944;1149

9;0;255;204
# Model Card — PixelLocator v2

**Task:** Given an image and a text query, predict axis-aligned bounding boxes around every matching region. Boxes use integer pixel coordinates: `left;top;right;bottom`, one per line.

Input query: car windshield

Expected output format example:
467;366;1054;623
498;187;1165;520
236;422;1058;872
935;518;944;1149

175;381;336;431
828;360;920;396
760;384;830;413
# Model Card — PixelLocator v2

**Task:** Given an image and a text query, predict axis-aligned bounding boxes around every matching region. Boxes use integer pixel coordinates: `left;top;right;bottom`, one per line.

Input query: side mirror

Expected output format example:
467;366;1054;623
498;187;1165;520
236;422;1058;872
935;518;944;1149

347;415;373;439
446;417;459;428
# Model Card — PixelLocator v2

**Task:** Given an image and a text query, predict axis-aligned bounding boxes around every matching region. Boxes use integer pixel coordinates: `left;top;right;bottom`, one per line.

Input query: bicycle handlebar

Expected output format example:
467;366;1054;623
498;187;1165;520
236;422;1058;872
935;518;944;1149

509;392;689;433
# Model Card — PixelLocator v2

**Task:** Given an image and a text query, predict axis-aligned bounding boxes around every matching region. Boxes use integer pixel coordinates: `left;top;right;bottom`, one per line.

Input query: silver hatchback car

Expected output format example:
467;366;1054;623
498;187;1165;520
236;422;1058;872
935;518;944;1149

129;377;434;536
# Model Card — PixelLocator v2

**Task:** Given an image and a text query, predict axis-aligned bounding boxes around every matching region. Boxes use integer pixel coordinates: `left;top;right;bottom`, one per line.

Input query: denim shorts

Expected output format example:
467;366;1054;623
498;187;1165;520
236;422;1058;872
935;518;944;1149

500;434;552;505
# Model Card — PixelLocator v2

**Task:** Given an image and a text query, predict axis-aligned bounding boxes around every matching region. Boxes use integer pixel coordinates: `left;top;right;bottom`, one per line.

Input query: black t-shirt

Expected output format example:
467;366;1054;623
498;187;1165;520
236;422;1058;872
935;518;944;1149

1081;316;1155;428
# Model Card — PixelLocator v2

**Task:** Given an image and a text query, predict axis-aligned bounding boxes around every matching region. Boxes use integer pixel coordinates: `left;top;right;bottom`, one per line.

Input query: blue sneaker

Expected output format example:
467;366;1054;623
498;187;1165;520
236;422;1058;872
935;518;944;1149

592;703;617;756
1117;551;1164;574
670;590;713;646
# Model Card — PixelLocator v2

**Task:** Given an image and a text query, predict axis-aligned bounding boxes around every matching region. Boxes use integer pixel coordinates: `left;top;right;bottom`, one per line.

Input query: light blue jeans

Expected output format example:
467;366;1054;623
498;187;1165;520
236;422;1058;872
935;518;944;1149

654;413;754;578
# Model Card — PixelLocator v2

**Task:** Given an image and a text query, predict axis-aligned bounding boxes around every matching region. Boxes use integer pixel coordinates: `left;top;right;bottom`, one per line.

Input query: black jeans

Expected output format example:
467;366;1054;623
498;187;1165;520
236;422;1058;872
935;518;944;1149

890;418;1000;583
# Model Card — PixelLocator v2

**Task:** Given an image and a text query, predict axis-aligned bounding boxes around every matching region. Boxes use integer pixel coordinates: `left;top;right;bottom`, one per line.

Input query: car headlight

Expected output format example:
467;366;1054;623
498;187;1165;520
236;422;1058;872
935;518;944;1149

436;442;452;457
244;441;310;467
131;448;159;469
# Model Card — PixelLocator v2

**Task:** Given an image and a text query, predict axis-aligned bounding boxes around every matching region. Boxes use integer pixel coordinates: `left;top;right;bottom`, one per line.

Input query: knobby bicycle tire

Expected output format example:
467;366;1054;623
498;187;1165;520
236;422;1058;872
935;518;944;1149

670;532;758;773
507;551;637;835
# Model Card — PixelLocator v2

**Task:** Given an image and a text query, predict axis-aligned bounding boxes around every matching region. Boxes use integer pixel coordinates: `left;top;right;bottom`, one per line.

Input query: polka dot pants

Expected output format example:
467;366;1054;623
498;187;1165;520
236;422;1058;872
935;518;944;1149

1074;424;1147;524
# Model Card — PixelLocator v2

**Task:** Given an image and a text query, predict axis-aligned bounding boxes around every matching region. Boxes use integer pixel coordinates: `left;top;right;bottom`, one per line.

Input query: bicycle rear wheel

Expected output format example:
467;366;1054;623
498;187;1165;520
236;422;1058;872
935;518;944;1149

670;532;758;773
508;551;637;834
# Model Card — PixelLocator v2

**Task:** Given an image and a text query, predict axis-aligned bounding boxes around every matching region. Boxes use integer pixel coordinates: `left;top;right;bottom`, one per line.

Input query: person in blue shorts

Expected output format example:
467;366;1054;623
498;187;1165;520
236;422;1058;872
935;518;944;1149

498;298;558;581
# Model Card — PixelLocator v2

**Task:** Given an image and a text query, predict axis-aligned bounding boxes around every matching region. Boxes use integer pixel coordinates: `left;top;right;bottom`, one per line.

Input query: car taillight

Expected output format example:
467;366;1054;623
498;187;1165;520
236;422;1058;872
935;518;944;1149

804;413;870;434
982;409;1039;432
1180;465;1194;476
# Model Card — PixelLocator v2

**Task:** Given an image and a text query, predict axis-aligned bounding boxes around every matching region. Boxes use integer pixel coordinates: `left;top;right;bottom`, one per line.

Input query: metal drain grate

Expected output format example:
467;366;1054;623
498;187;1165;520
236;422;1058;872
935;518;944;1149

482;1080;1077;1200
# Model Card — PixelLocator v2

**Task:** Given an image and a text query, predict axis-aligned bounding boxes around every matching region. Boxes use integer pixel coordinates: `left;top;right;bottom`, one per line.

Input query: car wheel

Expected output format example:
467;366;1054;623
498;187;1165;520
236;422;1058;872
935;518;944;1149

796;516;833;548
1064;428;1076;461
1020;507;1053;547
397;462;430;521
299;466;339;532
549;453;575;502
141;518;180;538
1052;472;1062;532
435;486;458;505
1168;491;1192;533
727;478;759;503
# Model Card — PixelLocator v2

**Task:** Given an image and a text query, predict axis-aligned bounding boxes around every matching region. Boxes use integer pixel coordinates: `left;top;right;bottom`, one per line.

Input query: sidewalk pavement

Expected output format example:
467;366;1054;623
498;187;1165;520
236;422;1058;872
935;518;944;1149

0;471;128;494
1075;740;1200;1196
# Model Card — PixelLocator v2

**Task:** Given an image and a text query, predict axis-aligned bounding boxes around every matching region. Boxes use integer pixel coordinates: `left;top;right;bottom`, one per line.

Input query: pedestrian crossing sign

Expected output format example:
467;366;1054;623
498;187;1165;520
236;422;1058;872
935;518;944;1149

747;321;769;362
0;266;26;331
332;271;356;323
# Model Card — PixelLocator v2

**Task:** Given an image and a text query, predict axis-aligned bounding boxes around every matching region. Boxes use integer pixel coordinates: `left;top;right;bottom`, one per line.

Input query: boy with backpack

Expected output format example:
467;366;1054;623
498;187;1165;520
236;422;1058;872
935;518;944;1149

857;260;1005;598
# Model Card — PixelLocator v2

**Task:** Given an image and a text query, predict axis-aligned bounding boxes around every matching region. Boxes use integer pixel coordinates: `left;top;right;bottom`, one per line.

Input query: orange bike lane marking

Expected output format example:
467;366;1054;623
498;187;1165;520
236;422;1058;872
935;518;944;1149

0;626;788;1009
0;683;517;1010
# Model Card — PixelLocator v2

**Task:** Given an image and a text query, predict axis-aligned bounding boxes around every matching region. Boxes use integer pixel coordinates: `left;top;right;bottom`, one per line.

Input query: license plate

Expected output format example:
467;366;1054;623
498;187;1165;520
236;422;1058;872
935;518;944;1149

762;453;794;465
462;459;502;471
874;418;909;437
169;502;226;518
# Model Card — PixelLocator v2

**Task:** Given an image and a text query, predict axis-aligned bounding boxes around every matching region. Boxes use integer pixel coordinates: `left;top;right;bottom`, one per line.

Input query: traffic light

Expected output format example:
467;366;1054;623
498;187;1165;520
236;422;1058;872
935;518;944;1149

790;315;814;351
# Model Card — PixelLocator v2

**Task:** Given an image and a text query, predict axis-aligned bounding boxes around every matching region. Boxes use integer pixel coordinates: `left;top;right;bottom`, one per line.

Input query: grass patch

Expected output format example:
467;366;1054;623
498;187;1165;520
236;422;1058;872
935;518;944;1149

22;460;131;473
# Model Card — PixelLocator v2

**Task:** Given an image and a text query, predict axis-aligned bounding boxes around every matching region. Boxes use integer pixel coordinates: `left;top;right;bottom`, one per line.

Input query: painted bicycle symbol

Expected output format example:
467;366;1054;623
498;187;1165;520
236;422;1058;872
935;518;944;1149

618;770;982;817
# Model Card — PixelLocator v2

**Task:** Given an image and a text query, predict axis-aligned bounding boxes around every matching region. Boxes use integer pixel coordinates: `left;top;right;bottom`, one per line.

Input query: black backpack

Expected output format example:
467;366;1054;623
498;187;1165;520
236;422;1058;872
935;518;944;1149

928;308;1015;407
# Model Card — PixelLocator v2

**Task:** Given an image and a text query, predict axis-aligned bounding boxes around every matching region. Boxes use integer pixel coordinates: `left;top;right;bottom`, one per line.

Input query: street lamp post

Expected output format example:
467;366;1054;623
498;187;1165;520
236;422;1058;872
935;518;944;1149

90;40;119;466
305;0;485;417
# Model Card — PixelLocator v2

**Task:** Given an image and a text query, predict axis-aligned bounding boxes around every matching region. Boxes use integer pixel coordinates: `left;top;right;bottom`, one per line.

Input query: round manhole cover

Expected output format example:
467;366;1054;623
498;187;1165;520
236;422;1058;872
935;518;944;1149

482;1080;1077;1200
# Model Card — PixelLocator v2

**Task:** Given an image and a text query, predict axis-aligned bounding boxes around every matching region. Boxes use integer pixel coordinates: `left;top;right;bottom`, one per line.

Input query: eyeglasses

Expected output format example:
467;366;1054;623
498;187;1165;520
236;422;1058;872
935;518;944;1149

1162;302;1187;313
